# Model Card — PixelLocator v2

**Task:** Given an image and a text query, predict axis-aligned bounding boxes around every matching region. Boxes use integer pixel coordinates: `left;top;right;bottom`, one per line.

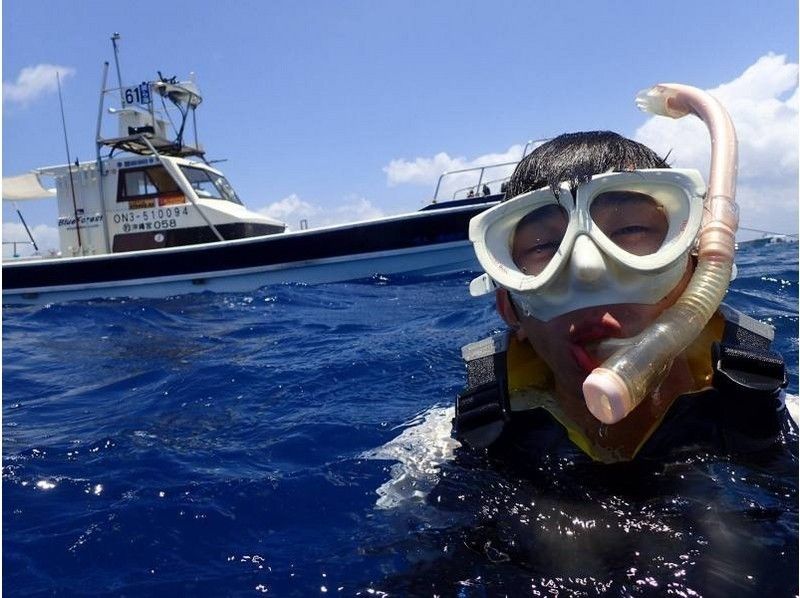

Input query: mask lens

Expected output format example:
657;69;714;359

512;204;569;275
590;191;669;256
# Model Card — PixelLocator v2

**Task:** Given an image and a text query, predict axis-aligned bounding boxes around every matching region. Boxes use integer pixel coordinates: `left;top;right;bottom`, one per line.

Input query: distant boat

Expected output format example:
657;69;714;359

766;234;798;244
737;228;799;246
3;36;514;304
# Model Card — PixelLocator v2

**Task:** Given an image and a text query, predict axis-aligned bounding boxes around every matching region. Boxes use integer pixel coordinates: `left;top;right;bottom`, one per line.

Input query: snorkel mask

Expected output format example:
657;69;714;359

470;83;739;425
470;169;706;321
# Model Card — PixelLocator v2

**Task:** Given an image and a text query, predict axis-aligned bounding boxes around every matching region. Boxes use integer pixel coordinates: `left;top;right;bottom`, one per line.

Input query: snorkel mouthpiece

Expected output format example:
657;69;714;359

584;369;631;423
583;83;738;424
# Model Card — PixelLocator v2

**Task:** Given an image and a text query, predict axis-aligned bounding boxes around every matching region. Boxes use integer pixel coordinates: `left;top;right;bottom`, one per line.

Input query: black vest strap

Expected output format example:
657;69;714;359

455;336;510;448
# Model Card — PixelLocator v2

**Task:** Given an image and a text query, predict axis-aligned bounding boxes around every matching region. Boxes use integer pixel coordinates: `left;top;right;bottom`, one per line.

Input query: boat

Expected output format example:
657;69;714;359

3;37;511;304
737;228;799;246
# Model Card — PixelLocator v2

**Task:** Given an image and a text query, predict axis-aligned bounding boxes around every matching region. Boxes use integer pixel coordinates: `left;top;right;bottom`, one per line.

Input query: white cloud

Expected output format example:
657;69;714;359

383;144;534;200
4;64;76;105
384;152;456;186
635;53;798;236
259;194;318;221
2;222;60;257
259;194;385;230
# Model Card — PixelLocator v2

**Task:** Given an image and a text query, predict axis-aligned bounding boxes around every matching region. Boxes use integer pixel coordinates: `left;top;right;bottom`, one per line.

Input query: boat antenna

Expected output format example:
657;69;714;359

95;61;109;162
193;103;199;149
57;71;82;250
12;201;39;252
110;32;124;103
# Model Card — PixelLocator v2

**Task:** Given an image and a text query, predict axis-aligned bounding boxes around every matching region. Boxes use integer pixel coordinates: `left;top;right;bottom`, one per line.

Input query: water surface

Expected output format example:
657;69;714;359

4;240;798;596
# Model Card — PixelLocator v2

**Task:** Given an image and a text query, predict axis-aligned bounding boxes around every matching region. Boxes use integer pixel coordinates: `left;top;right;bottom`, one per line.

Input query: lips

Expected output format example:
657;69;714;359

568;313;624;373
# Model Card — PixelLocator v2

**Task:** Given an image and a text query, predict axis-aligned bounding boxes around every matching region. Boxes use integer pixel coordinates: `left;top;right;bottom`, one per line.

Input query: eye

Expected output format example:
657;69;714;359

512;204;568;275
591;192;668;256
517;241;560;274
611;224;653;238
526;240;560;255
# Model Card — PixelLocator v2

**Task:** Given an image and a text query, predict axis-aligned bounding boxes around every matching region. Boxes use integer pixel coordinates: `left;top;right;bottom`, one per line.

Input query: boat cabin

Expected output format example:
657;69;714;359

36;154;284;257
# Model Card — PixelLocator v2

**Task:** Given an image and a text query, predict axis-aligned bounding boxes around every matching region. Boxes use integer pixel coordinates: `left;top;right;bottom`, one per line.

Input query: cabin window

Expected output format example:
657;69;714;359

179;166;243;205
117;166;184;207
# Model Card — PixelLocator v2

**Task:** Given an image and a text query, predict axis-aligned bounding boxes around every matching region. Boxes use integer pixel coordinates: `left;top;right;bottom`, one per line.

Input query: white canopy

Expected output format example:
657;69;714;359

2;173;57;201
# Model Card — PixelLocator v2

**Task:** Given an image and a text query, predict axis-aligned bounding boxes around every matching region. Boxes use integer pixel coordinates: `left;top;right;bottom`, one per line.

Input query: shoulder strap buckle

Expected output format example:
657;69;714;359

712;341;787;398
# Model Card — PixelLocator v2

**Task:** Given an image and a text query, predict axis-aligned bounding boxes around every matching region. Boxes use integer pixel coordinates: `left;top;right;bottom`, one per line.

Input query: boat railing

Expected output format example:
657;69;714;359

739;226;799;239
432;161;518;202
450;175;512;200
3;240;37;258
96;64;203;159
521;139;544;159
430;138;550;203
97;91;204;158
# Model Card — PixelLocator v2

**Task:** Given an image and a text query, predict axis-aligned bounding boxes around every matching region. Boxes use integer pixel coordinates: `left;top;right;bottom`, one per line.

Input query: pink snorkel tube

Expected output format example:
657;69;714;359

582;83;739;424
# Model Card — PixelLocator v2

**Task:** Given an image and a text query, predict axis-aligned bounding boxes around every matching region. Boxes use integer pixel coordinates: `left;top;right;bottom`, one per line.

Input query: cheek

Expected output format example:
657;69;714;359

519;317;567;360
654;260;694;308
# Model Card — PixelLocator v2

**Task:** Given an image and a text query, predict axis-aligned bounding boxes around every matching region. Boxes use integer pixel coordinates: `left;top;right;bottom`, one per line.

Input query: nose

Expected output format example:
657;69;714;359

570;235;607;283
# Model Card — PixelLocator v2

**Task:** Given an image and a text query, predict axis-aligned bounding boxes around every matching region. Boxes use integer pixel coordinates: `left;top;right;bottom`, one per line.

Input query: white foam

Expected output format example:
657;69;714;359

362;406;460;510
785;392;798;427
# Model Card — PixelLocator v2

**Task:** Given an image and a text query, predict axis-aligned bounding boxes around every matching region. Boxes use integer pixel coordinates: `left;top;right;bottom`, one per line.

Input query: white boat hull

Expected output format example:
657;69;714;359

3;201;497;304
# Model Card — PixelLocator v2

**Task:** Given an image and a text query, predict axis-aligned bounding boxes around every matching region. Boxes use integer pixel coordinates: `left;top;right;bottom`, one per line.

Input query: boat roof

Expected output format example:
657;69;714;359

99;132;205;158
32;154;222;178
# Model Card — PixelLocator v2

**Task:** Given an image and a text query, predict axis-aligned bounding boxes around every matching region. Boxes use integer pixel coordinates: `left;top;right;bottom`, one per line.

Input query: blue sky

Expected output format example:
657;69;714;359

3;0;798;252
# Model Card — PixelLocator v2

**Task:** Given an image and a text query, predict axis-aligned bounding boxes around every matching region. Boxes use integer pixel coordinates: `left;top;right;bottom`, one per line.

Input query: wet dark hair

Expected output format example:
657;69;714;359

504;131;669;200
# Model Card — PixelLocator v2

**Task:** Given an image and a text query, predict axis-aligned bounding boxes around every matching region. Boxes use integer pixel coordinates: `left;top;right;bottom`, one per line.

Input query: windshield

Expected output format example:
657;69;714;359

179;166;242;205
118;165;180;201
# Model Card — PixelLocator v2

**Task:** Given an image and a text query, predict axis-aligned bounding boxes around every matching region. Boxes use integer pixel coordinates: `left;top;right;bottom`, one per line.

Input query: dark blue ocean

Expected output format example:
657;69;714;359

4;240;798;597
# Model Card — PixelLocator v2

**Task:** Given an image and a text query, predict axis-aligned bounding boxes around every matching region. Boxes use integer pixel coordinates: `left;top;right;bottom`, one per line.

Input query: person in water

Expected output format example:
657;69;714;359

455;88;794;463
